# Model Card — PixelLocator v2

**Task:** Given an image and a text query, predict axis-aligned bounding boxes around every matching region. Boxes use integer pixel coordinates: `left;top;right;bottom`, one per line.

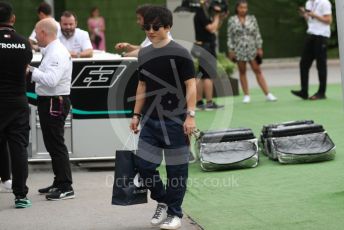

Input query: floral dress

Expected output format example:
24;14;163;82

227;15;263;61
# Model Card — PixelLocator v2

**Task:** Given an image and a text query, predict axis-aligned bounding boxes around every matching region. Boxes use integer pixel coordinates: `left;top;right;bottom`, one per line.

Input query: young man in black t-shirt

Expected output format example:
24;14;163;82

130;6;196;230
0;1;32;208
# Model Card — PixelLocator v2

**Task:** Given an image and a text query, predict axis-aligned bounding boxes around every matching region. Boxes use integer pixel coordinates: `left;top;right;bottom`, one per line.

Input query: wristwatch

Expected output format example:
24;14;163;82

187;110;196;118
132;113;142;120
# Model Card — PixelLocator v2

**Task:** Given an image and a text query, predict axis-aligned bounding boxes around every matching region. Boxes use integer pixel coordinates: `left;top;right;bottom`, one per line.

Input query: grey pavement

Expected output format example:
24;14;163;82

0;163;201;230
236;58;341;89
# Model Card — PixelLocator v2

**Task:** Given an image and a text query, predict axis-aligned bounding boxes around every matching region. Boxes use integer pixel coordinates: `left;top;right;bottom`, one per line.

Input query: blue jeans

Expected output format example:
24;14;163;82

136;117;189;218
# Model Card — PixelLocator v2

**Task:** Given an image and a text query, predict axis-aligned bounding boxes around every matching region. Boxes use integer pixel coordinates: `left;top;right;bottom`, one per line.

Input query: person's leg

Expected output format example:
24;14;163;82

203;78;213;102
249;60;269;95
6;107;30;199
164;163;188;218
160;119;189;229
136;118;167;226
196;78;204;108
38;97;72;190
136;118;165;203
196;78;203;102
299;35;315;95
314;36;328;96
238;61;249;95
0;138;11;182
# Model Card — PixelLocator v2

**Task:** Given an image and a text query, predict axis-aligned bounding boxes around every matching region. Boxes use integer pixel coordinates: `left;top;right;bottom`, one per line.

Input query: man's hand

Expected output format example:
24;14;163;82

183;116;196;135
228;51;236;62
130;116;140;134
70;51;78;58
26;65;34;76
115;42;129;51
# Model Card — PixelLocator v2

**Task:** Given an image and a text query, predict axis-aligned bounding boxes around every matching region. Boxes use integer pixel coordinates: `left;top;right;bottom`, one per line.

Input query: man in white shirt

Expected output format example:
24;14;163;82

29;18;75;201
59;11;93;58
29;2;60;51
292;0;332;100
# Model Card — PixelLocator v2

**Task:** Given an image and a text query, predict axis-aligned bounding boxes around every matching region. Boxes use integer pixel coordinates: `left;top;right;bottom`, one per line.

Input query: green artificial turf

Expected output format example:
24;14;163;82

168;84;344;230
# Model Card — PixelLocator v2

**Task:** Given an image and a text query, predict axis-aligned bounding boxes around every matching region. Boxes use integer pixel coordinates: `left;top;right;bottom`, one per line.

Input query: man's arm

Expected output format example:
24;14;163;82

124;48;140;57
308;12;332;25
70;48;93;58
79;48;93;58
205;14;220;33
184;78;196;135
130;80;146;134
115;42;141;52
30;58;64;88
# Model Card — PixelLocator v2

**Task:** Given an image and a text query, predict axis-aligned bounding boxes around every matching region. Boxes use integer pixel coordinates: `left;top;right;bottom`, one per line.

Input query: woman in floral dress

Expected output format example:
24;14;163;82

227;0;277;103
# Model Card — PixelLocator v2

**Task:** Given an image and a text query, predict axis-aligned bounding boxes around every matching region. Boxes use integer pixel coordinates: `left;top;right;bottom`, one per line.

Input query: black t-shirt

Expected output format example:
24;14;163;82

194;8;216;43
0;25;32;108
138;40;195;119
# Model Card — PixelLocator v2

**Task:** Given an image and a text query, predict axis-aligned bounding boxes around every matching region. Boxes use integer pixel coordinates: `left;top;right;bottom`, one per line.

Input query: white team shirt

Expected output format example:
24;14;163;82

59;28;93;52
305;0;332;38
31;39;72;96
29;19;61;43
140;31;173;47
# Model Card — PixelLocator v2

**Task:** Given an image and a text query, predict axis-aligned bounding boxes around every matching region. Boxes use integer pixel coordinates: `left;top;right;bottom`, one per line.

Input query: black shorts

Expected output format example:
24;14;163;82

194;42;217;79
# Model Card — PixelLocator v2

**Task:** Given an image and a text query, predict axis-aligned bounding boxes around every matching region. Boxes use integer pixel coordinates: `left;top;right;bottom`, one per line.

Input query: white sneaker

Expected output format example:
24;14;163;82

266;93;277;102
160;215;182;230
242;95;251;103
0;179;12;192
151;203;168;226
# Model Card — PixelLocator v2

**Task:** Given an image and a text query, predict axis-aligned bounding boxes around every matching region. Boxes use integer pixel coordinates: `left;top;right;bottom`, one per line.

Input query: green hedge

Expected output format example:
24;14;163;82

6;0;338;58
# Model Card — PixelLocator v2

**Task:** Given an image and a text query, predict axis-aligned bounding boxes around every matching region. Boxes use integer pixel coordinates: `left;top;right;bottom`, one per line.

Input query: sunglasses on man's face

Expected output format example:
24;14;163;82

142;24;164;31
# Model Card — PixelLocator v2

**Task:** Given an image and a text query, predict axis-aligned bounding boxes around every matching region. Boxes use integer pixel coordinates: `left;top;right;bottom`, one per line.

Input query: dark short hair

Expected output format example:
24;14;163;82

143;6;173;28
235;0;248;15
61;10;78;21
0;1;13;23
37;2;52;15
90;6;99;17
136;4;152;17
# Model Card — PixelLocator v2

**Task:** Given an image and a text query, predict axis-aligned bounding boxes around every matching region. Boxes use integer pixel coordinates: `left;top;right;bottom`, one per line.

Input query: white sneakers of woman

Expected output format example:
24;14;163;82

266;93;277;102
243;95;251;103
0;179;12;192
242;94;277;103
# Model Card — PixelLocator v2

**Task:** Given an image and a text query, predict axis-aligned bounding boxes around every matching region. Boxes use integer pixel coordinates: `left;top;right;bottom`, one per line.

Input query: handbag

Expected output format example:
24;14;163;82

111;134;147;205
255;55;263;65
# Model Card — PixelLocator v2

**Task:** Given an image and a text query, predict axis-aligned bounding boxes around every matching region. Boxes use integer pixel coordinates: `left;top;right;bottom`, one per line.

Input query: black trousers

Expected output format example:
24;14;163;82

0;138;11;181
0;106;29;197
300;34;328;95
37;96;72;189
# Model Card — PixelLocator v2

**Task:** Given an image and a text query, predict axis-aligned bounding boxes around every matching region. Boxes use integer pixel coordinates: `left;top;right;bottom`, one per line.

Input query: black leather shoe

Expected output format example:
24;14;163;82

38;185;58;194
291;90;308;100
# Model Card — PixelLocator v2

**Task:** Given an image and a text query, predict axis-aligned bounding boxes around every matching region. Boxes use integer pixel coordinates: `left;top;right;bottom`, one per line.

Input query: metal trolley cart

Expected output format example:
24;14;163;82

27;51;138;162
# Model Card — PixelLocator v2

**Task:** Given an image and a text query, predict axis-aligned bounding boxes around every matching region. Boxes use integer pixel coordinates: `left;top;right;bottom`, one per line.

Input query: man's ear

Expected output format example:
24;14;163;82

9;14;16;25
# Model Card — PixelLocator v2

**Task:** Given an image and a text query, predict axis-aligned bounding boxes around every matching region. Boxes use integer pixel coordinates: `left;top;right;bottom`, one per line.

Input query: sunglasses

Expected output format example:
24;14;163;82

142;24;164;31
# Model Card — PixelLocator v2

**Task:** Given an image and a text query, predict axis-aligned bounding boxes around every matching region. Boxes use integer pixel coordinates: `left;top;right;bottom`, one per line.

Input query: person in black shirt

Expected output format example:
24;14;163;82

130;6;196;230
193;2;226;110
0;1;32;208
